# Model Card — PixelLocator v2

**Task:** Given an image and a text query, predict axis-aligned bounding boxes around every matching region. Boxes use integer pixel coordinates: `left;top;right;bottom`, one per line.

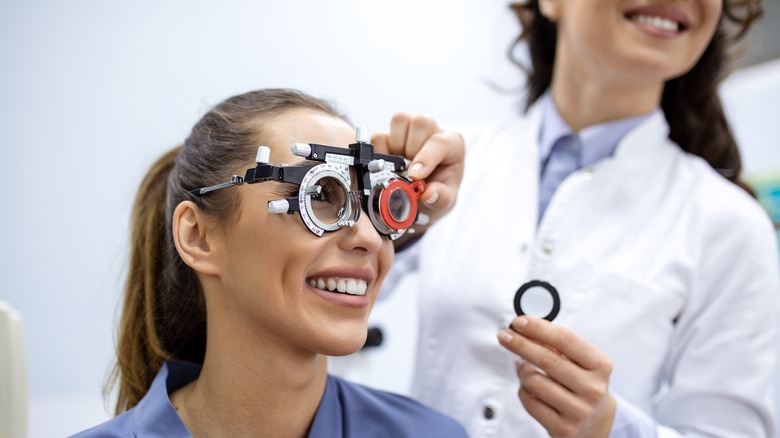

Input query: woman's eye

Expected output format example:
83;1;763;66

312;187;332;203
312;180;341;204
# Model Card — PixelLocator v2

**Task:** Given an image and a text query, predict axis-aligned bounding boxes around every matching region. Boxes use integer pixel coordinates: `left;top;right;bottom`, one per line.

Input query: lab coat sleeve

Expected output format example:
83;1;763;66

609;395;735;438
610;393;659;438
652;194;780;437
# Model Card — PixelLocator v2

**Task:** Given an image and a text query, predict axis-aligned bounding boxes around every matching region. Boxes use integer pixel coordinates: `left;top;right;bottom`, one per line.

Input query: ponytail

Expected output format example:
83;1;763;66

107;146;182;414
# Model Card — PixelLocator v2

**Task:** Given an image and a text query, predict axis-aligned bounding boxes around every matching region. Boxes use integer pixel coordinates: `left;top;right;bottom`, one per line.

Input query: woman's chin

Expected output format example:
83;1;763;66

319;333;368;357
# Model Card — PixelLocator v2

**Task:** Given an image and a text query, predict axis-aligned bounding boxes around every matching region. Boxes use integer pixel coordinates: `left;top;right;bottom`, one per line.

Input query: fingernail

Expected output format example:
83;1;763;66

500;331;514;344
514;358;525;369
408;162;424;179
514;316;529;330
423;190;439;206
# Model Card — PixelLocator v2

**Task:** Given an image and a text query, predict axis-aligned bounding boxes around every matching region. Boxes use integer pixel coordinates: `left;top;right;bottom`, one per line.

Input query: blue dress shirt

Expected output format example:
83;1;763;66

538;94;655;222
71;361;467;438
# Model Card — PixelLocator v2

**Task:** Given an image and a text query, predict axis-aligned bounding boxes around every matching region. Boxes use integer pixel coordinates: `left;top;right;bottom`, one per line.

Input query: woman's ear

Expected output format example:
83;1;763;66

172;201;221;276
539;0;562;22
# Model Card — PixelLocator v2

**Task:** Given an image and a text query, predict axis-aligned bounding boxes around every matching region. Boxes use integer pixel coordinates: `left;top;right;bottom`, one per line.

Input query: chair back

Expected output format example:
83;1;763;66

0;301;27;438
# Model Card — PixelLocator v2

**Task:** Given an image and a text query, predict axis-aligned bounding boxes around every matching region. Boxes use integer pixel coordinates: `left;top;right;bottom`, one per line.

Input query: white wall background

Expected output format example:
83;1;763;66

0;1;777;437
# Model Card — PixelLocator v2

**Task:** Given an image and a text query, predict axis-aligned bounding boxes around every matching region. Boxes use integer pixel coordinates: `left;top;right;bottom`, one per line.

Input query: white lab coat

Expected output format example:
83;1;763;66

384;102;780;437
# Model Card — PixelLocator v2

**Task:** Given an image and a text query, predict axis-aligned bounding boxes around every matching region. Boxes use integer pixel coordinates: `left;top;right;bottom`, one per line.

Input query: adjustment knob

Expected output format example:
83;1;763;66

267;199;290;214
291;143;312;157
356;126;369;143
255;146;271;164
368;159;387;173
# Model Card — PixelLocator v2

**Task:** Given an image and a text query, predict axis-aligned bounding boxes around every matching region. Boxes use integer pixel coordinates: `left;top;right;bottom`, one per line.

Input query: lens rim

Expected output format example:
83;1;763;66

298;163;353;235
378;178;419;231
514;280;561;322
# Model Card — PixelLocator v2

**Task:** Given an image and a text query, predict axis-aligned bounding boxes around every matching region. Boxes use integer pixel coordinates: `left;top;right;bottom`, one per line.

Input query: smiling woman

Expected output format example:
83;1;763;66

69;89;467;438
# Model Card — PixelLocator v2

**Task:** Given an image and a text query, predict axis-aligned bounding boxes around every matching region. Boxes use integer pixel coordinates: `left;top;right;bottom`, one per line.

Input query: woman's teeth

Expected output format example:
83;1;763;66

308;277;368;296
631;14;679;32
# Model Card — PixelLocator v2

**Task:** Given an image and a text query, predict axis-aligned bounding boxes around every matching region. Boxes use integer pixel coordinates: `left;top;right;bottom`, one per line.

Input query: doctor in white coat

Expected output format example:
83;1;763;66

373;0;780;436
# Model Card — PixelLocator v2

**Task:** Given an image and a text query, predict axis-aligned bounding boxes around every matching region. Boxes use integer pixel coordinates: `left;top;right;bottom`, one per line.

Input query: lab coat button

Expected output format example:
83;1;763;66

581;166;593;179
541;240;554;254
483;404;496;420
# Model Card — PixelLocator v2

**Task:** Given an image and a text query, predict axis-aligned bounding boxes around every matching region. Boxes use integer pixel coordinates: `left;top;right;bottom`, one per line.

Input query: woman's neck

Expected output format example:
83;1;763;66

550;46;663;131
171;334;329;437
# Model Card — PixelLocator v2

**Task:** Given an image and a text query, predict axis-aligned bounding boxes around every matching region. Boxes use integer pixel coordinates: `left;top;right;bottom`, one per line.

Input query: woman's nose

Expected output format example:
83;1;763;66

338;210;384;254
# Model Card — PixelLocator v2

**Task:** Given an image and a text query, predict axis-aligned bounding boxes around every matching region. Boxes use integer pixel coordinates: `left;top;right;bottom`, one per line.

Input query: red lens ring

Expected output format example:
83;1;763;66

378;179;424;230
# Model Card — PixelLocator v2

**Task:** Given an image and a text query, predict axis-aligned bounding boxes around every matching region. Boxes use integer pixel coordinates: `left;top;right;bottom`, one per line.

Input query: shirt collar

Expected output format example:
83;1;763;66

133;361;200;437
308;376;343;438
131;361;343;438
539;93;656;167
539;94;574;163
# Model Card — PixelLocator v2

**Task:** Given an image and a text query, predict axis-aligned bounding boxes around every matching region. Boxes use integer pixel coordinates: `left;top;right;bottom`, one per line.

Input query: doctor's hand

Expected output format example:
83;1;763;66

371;113;465;243
497;316;616;438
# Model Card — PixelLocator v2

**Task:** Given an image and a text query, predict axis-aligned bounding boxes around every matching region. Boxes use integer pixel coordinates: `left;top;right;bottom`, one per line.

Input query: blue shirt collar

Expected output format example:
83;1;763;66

132;361;342;438
80;360;466;437
539;93;656;167
132;361;200;437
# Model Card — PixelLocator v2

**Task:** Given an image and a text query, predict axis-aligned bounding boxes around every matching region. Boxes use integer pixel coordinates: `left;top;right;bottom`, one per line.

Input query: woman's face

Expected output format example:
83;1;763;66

210;109;394;357
550;0;722;83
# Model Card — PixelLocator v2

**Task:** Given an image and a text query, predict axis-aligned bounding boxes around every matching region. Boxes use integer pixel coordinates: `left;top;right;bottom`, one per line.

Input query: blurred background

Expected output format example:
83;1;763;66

1;1;778;437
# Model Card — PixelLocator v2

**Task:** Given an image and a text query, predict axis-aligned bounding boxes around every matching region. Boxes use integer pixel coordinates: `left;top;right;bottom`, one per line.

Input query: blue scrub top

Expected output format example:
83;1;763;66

71;361;467;437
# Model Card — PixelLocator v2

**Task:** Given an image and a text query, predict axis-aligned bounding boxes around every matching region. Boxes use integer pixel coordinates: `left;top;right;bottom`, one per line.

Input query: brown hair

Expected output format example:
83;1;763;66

107;89;347;414
508;0;763;194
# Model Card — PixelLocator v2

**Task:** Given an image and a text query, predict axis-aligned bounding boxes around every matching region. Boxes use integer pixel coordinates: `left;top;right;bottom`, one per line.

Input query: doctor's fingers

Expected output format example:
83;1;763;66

508;316;612;373
515;363;596;438
391;113;435;156
373;125;464;210
371;113;413;156
408;130;464;207
372;113;451;163
497;328;611;399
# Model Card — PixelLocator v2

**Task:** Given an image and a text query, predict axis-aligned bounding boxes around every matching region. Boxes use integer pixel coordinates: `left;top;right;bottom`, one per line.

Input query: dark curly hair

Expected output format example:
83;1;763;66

509;0;763;195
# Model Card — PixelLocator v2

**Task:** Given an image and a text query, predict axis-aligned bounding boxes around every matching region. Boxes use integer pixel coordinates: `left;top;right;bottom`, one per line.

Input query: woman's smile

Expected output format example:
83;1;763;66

306;265;376;308
624;3;691;38
307;277;369;295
